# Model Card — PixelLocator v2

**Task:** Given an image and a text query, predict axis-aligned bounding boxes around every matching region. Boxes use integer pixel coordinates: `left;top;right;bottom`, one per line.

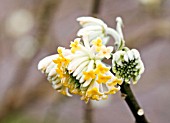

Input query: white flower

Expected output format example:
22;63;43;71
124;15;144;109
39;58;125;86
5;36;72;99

112;49;144;84
106;17;125;50
77;16;125;51
77;17;110;45
38;54;58;73
38;54;72;97
64;37;121;102
98;46;113;59
38;37;121;102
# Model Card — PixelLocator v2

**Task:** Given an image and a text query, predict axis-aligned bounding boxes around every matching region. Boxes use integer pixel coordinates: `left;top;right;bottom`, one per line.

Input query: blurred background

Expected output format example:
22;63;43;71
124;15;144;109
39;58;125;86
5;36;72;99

0;0;170;123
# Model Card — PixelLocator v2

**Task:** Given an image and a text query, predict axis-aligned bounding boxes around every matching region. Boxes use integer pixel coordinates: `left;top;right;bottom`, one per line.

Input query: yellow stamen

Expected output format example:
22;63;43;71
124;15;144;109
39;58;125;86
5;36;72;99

95;64;110;74
108;77;122;86
96;74;111;84
57;47;63;55
86;87;103;100
70;39;80;53
92;38;103;52
83;70;96;80
105;87;120;95
56;68;64;78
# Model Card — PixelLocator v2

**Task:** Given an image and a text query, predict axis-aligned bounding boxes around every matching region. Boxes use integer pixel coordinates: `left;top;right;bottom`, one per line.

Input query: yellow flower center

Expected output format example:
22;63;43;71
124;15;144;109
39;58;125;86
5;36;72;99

108;77;122;86
105;87;120;95
70;39;80;53
95;64;110;74
83;70;96;80
96;74;111;84
87;87;103;100
92;38;103;52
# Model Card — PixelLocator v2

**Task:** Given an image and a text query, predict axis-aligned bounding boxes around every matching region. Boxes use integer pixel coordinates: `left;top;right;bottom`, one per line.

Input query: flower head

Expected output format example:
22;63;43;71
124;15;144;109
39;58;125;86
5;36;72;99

38;54;72;97
38;16;145;103
92;37;103;52
77;16;125;51
77;17;110;45
64;37;120;102
98;46;113;59
112;49;144;84
38;36;121;102
95;63;110;74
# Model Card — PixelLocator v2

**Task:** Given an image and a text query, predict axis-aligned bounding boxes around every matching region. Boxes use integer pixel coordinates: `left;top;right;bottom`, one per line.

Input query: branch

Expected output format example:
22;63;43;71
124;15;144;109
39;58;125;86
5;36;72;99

91;0;101;17
120;82;150;123
84;101;93;123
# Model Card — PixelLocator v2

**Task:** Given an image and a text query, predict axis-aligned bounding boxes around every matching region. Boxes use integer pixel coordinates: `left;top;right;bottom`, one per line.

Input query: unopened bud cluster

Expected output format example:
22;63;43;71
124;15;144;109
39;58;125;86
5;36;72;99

112;49;144;84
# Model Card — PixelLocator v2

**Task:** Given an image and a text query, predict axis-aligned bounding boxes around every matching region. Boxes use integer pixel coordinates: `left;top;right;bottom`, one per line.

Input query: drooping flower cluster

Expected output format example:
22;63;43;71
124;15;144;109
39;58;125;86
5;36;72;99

38;16;144;102
39;37;122;102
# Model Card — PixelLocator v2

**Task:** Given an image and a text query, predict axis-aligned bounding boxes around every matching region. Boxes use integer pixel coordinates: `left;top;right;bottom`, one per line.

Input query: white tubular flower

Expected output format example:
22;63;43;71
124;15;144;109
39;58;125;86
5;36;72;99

77;17;110;45
106;17;125;51
38;37;121;102
77;16;125;51
63;37;121;102
38;52;72;97
112;49;144;84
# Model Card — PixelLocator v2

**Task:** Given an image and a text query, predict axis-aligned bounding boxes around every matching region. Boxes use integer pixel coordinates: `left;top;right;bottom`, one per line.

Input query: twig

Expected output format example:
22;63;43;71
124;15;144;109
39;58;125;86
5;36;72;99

91;0;101;17
84;101;93;123
120;82;150;123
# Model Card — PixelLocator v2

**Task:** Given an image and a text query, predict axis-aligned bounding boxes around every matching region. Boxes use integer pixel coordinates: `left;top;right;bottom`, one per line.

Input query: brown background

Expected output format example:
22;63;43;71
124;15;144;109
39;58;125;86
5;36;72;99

0;0;170;123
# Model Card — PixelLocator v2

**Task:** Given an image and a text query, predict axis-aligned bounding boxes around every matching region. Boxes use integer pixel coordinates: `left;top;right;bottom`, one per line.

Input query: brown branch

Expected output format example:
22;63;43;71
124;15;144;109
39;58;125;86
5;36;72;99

120;82;150;123
84;101;93;123
91;0;101;17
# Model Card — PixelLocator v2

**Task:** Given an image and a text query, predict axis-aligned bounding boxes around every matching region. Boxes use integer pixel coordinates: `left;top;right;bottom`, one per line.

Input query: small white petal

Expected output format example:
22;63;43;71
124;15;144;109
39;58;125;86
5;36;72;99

67;56;89;72
80;75;85;83
48;67;57;77
139;60;145;74
82;79;92;87
52;79;60;85
124;54;129;62
52;83;62;90
65;88;72;97
132;49;140;59
107;46;113;52
76;67;88;81
73;61;89;77
77;17;107;28
77;25;103;36
45;62;56;75
51;75;58;82
87;60;95;71
116;17;124;40
38;54;58;73
106;27;121;44
133;75;141;84
127;50;134;60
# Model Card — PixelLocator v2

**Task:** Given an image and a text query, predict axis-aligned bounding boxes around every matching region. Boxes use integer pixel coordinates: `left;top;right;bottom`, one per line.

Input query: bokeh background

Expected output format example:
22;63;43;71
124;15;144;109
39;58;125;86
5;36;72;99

0;0;170;123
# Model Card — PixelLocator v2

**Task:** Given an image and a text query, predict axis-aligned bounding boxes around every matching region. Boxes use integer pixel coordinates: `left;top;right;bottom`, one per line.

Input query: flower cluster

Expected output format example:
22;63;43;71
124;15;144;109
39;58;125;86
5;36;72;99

38;37;122;102
38;16;144;102
112;48;144;84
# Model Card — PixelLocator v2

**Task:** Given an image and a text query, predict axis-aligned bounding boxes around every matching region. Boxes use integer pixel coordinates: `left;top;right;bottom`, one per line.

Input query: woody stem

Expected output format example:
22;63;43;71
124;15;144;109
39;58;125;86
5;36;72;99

120;82;150;123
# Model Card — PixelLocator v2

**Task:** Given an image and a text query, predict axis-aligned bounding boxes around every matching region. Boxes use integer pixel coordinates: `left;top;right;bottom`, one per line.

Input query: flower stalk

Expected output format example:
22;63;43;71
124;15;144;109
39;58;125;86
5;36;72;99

84;101;93;123
120;82;150;123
